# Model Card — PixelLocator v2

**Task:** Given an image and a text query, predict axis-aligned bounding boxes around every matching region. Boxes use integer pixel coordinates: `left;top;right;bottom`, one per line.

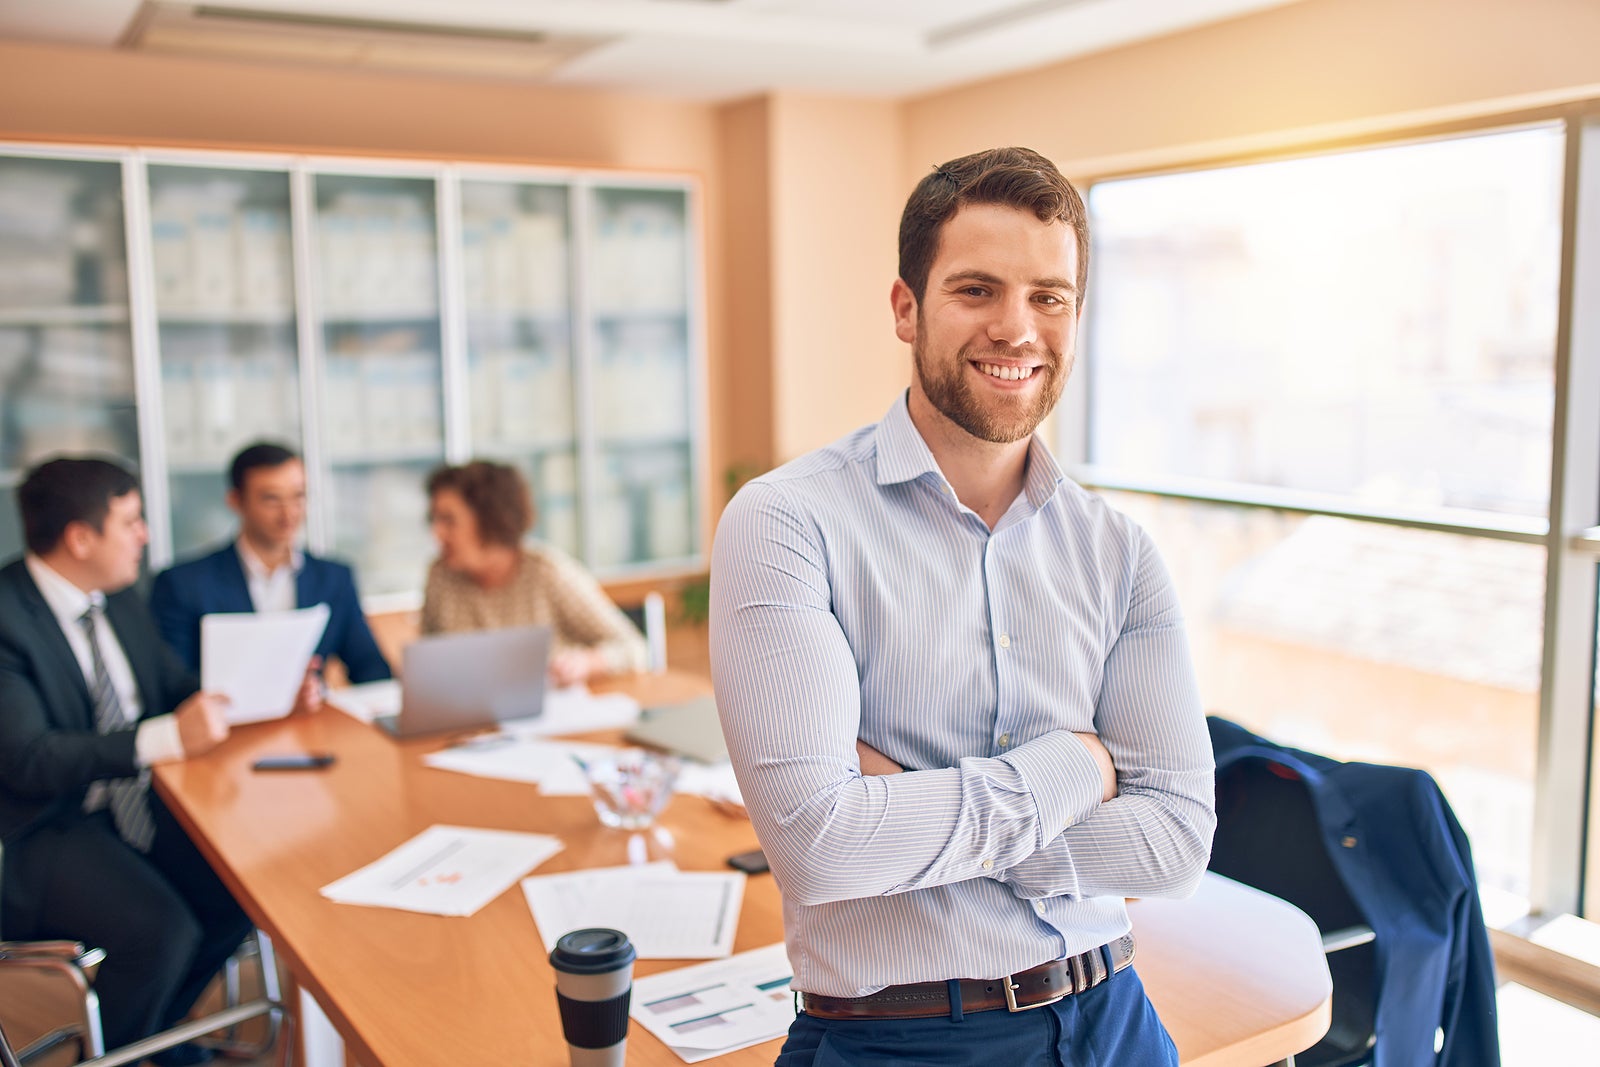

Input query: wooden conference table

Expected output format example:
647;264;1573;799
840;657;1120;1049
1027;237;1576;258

153;670;1331;1067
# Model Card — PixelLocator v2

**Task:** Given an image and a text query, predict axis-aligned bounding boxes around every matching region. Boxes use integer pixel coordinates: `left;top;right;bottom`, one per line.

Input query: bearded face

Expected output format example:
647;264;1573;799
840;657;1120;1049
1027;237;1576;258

912;327;1069;444
896;204;1081;448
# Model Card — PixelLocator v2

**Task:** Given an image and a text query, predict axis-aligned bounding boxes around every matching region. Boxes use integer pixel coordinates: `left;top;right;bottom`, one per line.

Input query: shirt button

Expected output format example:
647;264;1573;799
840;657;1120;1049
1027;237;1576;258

998;733;1010;748
1034;900;1046;914
982;859;994;870
998;634;1011;649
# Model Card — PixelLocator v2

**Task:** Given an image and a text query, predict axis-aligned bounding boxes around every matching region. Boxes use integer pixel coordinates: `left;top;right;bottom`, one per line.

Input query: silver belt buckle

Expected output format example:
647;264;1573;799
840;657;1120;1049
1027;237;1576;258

1002;971;1070;1013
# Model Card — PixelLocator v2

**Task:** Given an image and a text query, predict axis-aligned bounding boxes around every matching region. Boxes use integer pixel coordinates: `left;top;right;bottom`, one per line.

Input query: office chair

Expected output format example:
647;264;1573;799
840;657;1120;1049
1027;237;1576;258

0;842;287;1067
1;1021;24;1067
620;590;668;672
1210;757;1378;1067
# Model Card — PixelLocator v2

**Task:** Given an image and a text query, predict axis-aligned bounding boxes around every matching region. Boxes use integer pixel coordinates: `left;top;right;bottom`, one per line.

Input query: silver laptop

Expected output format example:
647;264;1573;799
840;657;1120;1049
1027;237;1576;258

626;694;728;763
375;624;554;739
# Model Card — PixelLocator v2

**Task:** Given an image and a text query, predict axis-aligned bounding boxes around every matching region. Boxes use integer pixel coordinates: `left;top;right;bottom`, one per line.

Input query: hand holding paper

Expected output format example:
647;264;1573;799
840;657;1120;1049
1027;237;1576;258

202;604;331;724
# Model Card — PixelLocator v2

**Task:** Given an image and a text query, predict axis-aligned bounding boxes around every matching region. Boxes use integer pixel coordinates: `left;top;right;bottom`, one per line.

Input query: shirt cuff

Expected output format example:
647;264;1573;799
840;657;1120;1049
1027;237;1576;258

135;714;186;766
1001;731;1107;847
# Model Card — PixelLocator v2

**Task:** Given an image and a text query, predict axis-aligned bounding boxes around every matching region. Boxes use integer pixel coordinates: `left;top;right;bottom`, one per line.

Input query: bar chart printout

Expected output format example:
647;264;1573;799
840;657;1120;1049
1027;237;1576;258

630;942;796;1063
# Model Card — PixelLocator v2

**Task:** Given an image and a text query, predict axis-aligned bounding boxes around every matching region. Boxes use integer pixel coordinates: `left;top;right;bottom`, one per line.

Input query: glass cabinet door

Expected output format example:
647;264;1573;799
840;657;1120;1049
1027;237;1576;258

0;154;137;559
459;179;581;558
148;163;301;559
584;185;696;569
313;173;444;596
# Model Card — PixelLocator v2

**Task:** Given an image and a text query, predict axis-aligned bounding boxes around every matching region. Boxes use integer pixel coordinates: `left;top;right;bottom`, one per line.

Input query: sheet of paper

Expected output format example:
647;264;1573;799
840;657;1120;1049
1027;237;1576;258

320;825;564;917
521;863;744;959
326;679;401;724
421;738;621;795
201;604;331;724
673;760;743;807
630;943;796;1063
506;685;641;737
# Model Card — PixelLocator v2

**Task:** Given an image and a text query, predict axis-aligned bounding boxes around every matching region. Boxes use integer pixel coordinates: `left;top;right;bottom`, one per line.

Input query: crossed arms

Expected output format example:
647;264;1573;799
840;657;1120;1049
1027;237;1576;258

709;481;1216;909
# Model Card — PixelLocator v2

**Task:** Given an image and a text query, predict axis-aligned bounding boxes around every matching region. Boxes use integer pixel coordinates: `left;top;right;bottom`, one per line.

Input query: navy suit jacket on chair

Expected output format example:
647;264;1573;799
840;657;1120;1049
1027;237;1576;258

149;544;392;685
1208;716;1500;1067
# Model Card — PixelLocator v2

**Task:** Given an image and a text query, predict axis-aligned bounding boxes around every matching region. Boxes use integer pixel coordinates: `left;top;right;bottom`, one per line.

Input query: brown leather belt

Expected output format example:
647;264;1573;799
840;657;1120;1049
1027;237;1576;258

797;934;1136;1021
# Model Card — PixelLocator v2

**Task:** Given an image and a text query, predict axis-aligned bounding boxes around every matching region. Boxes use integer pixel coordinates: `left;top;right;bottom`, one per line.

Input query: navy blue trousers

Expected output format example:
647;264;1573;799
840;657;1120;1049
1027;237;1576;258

777;966;1178;1067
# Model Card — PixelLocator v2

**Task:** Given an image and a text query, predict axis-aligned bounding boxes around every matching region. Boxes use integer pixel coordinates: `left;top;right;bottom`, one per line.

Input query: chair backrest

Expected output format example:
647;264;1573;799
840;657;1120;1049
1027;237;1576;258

1210;758;1378;1067
0;1018;24;1067
619;591;667;673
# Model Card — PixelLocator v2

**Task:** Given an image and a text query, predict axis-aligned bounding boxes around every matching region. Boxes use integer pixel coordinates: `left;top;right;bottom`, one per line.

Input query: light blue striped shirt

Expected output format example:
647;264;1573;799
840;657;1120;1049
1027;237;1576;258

710;393;1215;997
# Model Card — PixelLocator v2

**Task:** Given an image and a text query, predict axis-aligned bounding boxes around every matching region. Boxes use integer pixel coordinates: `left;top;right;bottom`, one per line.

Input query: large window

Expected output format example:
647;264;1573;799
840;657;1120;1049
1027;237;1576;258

1090;126;1562;516
1079;116;1600;917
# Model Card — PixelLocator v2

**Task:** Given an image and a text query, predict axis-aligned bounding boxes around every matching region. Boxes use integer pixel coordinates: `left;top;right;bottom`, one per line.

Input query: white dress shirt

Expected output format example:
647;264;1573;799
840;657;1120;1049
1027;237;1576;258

24;555;184;769
710;394;1216;997
236;540;303;613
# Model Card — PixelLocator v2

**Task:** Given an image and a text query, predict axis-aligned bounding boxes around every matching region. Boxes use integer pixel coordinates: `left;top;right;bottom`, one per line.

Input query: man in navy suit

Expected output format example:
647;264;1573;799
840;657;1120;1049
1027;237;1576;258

0;457;249;1063
150;443;391;694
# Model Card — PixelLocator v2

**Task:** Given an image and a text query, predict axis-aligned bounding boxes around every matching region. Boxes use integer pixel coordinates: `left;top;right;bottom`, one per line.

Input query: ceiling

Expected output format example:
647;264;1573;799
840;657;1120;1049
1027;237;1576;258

0;0;1306;101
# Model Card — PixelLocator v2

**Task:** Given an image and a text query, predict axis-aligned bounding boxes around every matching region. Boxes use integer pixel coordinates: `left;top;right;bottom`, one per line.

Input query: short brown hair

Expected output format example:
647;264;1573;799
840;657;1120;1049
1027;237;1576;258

18;456;140;555
426;460;534;549
898;146;1089;303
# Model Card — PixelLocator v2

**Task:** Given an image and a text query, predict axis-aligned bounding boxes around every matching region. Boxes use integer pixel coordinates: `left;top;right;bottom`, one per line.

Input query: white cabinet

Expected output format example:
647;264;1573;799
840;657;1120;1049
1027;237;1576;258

0;153;137;558
0;144;705;598
146;162;302;556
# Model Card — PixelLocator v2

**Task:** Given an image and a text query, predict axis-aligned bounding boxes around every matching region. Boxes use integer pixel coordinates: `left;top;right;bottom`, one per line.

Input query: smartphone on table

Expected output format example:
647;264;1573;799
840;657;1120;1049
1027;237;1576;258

726;848;770;874
251;753;337;771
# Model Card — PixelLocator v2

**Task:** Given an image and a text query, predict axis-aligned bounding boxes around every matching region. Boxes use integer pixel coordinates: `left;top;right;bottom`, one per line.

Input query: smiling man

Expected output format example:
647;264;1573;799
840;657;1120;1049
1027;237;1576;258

711;147;1216;1066
150;442;391;696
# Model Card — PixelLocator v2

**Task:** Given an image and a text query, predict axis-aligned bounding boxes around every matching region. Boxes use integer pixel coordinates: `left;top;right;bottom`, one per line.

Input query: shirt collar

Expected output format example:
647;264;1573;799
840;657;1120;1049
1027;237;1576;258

25;553;103;628
1020;433;1068;510
873;391;944;487
873;389;1068;510
236;539;304;582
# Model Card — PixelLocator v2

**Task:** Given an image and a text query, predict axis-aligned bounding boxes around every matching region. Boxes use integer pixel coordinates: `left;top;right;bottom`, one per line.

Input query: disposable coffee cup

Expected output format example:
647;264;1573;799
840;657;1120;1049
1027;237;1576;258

550;928;636;1067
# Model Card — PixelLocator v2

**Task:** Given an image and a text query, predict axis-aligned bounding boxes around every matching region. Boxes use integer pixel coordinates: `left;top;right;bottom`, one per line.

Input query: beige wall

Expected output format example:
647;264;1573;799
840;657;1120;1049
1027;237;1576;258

766;94;906;463
0;40;718;168
714;97;776;485
904;0;1600;181
709;93;909;474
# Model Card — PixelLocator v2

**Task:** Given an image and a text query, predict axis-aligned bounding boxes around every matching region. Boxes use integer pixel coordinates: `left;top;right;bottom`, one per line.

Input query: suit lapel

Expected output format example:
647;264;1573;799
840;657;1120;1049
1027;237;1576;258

106;591;162;720
216;544;255;612
5;562;95;724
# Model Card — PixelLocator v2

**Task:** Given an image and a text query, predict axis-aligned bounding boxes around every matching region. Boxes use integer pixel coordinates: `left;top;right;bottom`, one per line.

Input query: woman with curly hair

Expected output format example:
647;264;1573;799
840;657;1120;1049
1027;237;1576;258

420;460;646;685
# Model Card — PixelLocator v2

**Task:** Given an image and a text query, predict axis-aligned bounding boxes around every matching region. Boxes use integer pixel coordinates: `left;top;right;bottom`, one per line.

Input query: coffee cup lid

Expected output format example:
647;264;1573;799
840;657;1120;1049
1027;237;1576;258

551;928;637;974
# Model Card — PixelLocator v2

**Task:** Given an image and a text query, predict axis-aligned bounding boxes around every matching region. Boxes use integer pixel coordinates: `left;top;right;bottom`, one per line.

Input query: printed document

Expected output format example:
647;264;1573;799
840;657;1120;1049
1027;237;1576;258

320;825;564;916
514;685;640;735
422;737;621;795
325;678;400;724
521;862;744;958
630;943;796;1063
201;603;330;724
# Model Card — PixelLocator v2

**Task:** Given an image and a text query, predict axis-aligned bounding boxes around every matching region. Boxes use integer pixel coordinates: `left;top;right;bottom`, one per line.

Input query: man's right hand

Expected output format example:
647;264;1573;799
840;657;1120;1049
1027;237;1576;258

176;691;232;757
1074;732;1118;803
856;738;903;776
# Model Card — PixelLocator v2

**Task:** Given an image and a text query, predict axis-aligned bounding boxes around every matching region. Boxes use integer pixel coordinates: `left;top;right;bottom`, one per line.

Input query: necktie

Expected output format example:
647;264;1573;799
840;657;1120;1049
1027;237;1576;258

78;605;156;852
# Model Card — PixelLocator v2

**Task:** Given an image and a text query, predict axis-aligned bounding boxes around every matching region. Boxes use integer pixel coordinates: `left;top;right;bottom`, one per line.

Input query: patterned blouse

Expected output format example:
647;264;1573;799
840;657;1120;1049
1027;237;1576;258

419;543;647;675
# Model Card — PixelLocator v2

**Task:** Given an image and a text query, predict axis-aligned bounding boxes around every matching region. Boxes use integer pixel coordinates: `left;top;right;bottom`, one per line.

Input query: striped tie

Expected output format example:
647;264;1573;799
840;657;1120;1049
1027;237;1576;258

78;606;156;852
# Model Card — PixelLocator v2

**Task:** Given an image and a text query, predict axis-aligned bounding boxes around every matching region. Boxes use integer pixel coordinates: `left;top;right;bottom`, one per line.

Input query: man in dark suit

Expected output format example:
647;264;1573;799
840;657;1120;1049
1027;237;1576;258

0;457;250;1063
150;442;391;693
